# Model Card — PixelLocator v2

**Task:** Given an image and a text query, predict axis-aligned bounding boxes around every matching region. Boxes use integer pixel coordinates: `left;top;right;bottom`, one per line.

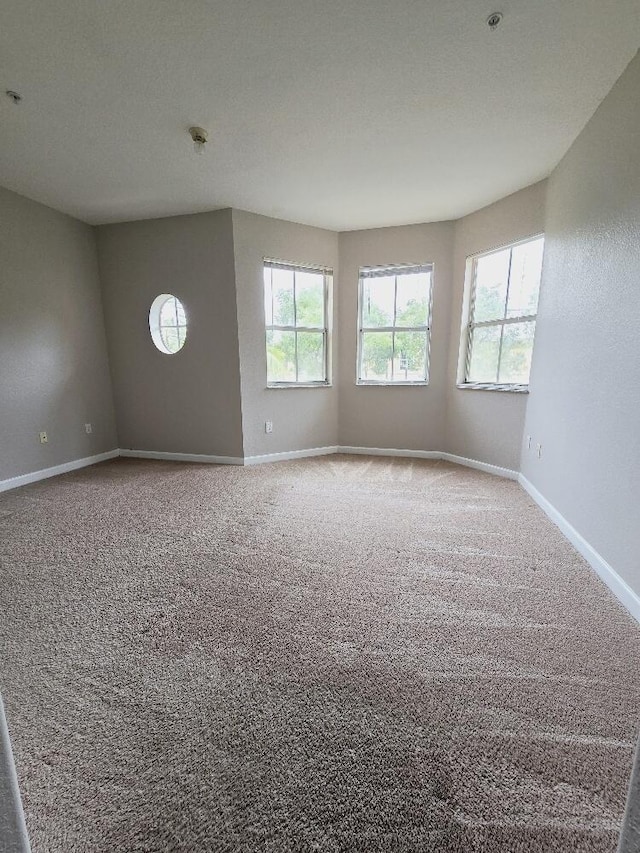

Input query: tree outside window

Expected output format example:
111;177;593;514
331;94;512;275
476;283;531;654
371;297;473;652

464;236;544;388
264;261;331;386
357;264;433;384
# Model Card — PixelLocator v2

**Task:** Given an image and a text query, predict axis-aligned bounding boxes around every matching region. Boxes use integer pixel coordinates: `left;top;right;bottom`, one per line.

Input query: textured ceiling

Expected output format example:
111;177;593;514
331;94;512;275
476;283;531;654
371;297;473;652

0;0;638;229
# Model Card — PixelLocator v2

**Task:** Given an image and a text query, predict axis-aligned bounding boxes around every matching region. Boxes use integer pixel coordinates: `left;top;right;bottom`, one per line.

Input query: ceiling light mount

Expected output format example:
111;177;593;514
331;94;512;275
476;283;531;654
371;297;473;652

189;126;209;155
486;12;503;31
6;90;22;104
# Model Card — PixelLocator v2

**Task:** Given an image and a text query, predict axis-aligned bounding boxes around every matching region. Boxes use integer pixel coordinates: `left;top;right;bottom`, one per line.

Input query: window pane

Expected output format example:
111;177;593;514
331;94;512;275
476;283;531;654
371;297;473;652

361;277;395;327
473;249;510;323
360;331;393;381
266;329;296;383
297;332;325;382
160;296;177;328
272;268;295;326
393;331;427;381
507;238;544;318
467;325;501;383
263;267;273;325
176;301;186;325
499;321;535;384
396;272;430;327
295;271;324;328
160;325;180;354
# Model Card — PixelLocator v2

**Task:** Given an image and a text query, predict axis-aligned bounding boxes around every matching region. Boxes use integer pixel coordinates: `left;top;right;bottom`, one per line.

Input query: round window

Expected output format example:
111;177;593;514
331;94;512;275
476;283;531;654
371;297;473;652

149;294;187;354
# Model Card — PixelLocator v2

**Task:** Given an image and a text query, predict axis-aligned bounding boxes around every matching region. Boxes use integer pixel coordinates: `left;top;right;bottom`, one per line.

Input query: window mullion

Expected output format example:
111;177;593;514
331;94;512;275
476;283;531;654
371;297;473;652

360;325;427;333
391;276;398;381
391;330;396;381
503;247;514;321
324;273;328;382
293;270;298;329
357;279;362;375
465;259;479;382
270;267;274;329
393;275;398;327
293;272;299;381
173;297;180;345
496;322;505;383
323;329;327;383
472;315;536;329
497;247;513;384
269;325;323;332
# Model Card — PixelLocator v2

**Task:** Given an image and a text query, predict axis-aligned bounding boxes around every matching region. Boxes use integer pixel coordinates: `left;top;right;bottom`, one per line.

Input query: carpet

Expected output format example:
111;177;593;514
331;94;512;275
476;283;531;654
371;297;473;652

0;455;638;852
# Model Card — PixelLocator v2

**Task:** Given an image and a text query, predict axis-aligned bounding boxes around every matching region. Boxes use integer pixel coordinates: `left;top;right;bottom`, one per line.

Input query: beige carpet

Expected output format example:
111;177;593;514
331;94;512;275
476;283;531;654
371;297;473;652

1;456;639;852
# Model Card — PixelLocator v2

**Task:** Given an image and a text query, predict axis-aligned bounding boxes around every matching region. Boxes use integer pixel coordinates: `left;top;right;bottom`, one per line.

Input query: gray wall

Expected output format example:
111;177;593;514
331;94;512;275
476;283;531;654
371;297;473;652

338;222;454;451
97;210;243;458
0;186;116;481
445;181;548;470
522;51;640;594
232;210;339;458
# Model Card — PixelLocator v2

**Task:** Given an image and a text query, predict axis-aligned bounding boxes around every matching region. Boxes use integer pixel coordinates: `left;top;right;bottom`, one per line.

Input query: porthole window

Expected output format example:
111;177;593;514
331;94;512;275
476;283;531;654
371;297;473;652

149;294;187;354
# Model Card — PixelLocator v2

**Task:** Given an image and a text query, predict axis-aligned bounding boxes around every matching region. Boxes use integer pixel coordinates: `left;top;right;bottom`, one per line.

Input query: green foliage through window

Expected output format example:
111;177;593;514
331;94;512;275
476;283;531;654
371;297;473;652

465;237;543;386
358;265;432;383
264;262;330;385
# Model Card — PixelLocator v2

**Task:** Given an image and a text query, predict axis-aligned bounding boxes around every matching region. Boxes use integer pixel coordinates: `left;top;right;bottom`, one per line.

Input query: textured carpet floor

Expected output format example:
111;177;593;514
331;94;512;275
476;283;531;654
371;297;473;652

1;456;639;852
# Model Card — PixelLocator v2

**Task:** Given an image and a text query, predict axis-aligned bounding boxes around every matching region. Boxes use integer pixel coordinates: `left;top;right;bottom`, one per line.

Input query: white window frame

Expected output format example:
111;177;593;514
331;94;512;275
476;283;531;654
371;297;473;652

264;259;332;388
356;263;433;386
149;293;188;355
457;235;544;393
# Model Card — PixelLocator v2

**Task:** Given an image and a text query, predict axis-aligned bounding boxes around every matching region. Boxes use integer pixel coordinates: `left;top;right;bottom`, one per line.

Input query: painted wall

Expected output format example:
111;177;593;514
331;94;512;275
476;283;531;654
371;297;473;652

337;222;454;451
0;186;116;481
97;210;243;458
445;181;548;471
232;210;339;458
522;52;640;594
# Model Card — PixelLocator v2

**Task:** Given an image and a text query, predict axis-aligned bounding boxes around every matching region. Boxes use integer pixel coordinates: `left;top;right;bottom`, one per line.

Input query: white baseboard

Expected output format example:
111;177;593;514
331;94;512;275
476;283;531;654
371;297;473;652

119;449;244;466
0;445;520;492
0;449;119;494
440;452;519;481
3;445;634;627
336;446;518;479
519;474;640;624
337;446;441;461
244;446;338;466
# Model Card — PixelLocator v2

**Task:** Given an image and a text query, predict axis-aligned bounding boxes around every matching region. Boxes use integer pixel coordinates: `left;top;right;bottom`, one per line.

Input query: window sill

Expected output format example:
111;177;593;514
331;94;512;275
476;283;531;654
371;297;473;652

456;382;529;394
356;381;429;387
267;382;332;389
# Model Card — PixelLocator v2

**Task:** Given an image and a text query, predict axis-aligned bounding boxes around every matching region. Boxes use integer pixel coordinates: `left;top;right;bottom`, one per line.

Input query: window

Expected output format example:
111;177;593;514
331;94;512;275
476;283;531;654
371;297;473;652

149;294;187;354
264;260;331;386
357;264;433;384
460;236;544;390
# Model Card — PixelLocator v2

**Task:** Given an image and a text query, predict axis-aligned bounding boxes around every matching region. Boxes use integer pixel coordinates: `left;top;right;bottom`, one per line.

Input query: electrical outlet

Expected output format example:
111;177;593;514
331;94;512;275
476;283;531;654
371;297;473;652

536;442;542;459
39;431;48;444
85;423;92;434
265;420;273;434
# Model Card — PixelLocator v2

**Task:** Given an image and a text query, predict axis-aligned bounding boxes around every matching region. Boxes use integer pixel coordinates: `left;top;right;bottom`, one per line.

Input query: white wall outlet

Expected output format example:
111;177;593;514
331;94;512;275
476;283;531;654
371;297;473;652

39;431;48;444
527;435;532;449
536;442;542;459
85;423;92;434
265;420;273;434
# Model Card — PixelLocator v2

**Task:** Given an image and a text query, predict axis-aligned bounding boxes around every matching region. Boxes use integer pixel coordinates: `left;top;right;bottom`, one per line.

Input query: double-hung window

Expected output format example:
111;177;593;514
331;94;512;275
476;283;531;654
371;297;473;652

357;264;433;384
461;236;544;390
264;259;331;386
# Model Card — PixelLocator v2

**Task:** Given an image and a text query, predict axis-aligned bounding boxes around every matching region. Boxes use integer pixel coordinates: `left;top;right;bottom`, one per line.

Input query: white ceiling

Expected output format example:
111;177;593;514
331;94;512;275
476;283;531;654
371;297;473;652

0;0;638;230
